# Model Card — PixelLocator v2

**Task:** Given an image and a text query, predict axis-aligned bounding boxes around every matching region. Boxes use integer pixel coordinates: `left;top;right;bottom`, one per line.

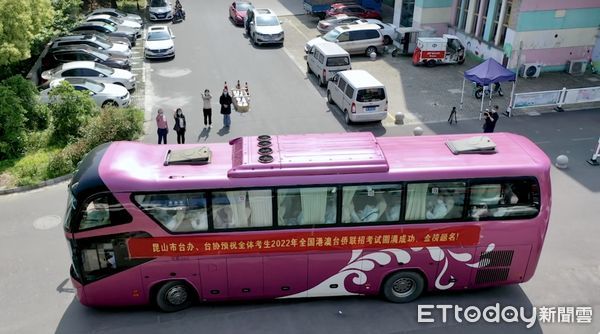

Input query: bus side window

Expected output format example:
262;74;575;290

405;182;466;221
277;187;336;226
341;184;402;223
78;193;132;231
470;180;540;220
134;192;208;232
212;189;273;229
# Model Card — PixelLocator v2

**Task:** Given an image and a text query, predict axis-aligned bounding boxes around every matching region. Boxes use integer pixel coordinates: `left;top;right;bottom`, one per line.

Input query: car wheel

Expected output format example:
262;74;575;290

307;62;312;74
365;46;377;57
426;59;436;67
252;33;258;46
382;271;425;303
102;100;118;108
383;35;392;45
317;75;324;87
344;109;351;124
327;90;333;104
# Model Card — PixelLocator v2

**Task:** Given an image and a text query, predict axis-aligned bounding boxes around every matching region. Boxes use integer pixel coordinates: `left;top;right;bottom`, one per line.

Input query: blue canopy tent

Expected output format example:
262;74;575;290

460;58;517;118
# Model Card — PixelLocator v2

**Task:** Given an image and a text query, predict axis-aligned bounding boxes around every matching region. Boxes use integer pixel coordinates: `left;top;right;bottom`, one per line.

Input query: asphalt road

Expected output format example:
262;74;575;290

142;0;350;145
1;0;599;333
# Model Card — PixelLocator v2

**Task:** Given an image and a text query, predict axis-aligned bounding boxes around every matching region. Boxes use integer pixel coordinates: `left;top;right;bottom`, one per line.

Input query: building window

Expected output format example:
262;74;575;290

477;1;490;38
497;0;512;46
458;0;470;31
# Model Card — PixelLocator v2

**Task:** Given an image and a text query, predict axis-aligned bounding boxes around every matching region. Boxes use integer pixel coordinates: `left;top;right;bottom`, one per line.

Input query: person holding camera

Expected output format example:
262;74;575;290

483;106;500;133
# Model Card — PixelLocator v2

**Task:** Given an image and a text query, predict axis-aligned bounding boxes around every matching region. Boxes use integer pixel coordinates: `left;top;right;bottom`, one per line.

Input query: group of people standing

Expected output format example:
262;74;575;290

155;85;234;144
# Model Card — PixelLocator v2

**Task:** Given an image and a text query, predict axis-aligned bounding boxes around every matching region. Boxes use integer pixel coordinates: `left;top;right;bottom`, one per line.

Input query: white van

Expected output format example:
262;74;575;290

307;42;351;87
326;70;388;124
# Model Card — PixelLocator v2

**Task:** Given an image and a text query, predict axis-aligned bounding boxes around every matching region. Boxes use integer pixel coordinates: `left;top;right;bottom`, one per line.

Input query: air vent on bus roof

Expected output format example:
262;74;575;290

164;147;211;166
258;155;274;163
446;136;496;155
257;135;271;141
258;147;273;155
258;140;272;148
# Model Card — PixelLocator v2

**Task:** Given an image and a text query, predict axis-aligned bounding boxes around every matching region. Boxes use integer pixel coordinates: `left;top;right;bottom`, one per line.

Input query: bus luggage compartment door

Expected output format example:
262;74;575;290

227;256;264;299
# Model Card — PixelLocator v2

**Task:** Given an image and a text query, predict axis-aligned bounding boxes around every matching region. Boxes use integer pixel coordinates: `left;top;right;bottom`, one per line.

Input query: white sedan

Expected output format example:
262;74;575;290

145;25;175;59
86;14;142;37
41;61;136;90
353;19;397;45
40;78;130;108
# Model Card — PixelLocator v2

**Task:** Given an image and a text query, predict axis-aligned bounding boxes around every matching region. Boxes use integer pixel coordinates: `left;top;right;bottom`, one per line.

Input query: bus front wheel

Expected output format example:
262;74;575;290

382;271;425;303
156;281;193;312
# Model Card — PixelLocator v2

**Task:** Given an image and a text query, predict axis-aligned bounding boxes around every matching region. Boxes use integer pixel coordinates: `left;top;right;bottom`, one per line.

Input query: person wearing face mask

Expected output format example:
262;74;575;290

202;89;212;128
173;108;186;144
219;88;233;128
156;108;168;144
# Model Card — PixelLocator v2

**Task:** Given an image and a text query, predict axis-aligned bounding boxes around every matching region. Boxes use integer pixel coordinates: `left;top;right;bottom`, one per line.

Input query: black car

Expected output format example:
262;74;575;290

71;22;137;46
42;45;131;71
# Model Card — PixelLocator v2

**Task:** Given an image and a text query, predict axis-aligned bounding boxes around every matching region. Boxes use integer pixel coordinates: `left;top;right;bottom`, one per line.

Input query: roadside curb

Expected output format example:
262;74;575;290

0;174;72;196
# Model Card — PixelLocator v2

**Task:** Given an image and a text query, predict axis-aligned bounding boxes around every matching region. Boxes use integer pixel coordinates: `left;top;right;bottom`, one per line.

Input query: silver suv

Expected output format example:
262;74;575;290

248;8;284;46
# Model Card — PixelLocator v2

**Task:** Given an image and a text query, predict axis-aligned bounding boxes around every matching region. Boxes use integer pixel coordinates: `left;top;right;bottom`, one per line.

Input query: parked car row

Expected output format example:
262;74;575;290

39;7;145;108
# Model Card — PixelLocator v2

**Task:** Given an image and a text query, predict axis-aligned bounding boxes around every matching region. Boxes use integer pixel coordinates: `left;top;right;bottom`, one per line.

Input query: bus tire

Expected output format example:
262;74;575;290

156;281;194;312
382;271;424;303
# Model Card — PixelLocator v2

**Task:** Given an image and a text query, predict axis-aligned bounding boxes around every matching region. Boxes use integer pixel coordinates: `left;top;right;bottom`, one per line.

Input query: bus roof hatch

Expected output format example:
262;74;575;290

446;136;496;154
164;147;212;166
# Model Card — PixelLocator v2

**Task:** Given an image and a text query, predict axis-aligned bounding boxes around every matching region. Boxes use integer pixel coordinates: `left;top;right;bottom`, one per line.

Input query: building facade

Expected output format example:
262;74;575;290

393;0;600;72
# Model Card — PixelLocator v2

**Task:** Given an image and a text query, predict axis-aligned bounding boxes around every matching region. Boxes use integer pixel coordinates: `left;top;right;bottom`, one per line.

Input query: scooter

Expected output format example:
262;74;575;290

473;82;503;99
172;7;186;23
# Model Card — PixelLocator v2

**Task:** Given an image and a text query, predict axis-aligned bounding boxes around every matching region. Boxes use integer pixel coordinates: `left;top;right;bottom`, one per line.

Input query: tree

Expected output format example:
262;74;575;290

1;75;49;130
0;0;54;65
0;86;27;159
47;81;99;146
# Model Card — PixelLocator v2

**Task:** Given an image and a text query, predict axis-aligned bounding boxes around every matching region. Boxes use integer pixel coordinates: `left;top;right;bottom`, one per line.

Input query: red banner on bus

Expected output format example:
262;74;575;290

127;226;481;258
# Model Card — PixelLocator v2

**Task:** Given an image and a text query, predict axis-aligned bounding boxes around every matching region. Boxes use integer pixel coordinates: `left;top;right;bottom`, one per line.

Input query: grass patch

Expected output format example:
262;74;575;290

5;149;60;187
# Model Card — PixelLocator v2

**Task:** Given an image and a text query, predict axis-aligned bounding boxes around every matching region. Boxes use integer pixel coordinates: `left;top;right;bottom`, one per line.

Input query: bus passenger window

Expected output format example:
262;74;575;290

405;182;466;221
469;180;540;220
79;194;132;231
277;187;336;226
342;184;401;223
212;189;272;229
134;192;208;232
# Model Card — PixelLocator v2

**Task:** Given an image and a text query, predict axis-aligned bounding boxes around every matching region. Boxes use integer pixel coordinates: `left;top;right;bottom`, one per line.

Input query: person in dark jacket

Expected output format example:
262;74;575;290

482;106;499;133
219;88;233;128
173;108;186;144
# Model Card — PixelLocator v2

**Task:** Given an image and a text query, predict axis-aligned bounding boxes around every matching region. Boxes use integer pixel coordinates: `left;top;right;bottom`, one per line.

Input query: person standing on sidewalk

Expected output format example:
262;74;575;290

156;108;168;144
482;106;499;133
202;89;213;128
173;108;187;144
219;88;233;128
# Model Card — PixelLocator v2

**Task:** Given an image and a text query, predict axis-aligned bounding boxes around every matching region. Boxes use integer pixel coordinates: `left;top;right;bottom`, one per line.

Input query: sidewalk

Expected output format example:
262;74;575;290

282;13;600;126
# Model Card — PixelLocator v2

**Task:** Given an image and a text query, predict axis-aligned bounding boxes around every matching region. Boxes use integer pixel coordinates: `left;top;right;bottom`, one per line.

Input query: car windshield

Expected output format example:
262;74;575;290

89;50;108;60
150;0;167;6
147;31;171;41
94;63;115;75
92;36;112;49
323;29;342;42
256;16;279;26
237;2;252;11
83;80;104;92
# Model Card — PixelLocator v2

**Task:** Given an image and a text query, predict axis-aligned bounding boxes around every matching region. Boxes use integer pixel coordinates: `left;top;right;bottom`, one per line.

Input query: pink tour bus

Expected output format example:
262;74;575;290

63;132;551;312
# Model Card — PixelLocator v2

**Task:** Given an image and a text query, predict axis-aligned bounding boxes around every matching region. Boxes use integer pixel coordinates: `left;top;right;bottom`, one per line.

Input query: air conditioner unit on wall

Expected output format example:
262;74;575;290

566;59;587;75
520;63;542;78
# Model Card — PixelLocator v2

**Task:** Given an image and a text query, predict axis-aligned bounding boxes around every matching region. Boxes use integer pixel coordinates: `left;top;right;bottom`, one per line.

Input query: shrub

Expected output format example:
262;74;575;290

11;150;54;186
25;129;53;153
48;81;98;146
45;106;144;178
1;75;49;130
82;105;144;148
0;85;27;159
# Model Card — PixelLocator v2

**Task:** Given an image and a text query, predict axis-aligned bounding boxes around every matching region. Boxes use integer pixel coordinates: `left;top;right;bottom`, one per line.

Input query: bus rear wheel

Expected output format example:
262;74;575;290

156;281;193;312
382;271;424;303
